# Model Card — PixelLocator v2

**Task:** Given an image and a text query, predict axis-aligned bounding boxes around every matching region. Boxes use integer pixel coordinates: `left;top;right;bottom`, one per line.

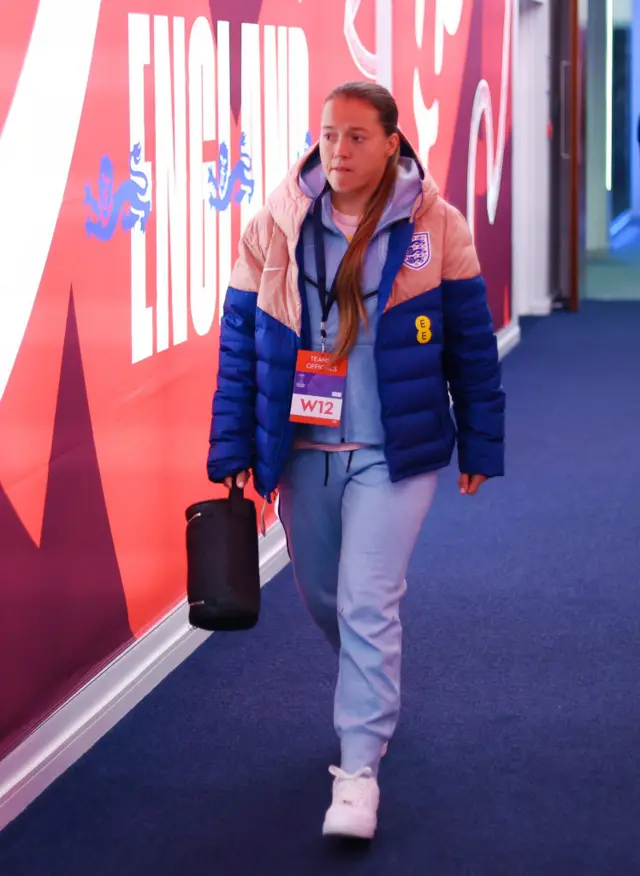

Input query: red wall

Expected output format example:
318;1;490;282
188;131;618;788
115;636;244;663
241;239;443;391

0;0;512;757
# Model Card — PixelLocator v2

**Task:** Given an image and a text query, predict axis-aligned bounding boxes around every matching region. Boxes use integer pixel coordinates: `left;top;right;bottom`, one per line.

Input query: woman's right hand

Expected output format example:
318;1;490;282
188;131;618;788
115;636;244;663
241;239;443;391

223;471;250;491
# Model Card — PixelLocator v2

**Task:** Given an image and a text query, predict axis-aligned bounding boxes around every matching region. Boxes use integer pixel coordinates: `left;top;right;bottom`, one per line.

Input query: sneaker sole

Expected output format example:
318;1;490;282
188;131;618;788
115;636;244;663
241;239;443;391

322;812;377;840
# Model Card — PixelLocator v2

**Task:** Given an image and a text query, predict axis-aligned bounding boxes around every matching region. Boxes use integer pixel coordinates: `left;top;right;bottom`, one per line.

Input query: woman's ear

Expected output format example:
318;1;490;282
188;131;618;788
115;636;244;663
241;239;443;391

387;132;400;158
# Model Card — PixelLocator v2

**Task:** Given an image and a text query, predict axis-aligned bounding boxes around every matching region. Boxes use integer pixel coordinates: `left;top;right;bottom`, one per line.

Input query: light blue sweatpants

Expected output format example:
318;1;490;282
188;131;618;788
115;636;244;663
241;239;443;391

277;447;438;777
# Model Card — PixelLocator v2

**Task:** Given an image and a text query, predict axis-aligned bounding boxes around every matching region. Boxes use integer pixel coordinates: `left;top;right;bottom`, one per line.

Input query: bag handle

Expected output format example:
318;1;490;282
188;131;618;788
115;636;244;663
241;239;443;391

229;480;245;507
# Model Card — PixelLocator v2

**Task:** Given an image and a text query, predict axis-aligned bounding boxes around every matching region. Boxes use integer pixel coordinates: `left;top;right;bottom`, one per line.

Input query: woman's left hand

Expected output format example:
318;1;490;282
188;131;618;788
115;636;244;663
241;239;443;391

458;473;488;495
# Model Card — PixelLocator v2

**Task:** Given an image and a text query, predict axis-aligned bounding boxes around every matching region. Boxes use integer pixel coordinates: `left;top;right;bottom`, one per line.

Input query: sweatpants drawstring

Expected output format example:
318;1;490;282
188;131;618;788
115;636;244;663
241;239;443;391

323;449;354;486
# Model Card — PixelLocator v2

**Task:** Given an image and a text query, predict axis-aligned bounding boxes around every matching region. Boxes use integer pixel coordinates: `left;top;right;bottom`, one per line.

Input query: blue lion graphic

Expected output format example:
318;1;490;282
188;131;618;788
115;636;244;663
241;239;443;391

299;130;313;157
85;143;151;240
208;133;255;211
206;131;313;211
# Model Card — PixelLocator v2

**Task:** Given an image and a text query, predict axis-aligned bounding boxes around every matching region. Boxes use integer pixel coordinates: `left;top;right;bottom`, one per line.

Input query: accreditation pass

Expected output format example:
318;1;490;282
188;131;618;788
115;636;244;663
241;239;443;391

289;350;348;427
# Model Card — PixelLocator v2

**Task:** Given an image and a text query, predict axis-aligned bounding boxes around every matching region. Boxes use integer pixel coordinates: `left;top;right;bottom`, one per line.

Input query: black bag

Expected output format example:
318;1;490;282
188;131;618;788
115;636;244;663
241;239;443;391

185;484;261;631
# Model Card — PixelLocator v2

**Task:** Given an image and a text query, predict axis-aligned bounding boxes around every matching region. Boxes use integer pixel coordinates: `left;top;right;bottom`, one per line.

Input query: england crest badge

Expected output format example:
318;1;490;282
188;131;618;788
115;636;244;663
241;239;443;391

404;232;432;271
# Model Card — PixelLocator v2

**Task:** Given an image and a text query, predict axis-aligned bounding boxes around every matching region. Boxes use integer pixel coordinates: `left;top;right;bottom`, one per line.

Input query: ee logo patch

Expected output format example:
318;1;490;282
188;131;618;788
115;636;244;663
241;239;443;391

415;315;432;344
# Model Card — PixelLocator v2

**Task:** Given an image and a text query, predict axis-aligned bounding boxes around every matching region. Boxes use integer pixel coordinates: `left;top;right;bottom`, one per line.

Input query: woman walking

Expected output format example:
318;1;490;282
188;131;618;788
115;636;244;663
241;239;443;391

207;81;505;840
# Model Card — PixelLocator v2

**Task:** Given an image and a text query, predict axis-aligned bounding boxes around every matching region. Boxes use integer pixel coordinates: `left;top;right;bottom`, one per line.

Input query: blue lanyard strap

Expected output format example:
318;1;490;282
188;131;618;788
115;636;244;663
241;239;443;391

312;195;338;350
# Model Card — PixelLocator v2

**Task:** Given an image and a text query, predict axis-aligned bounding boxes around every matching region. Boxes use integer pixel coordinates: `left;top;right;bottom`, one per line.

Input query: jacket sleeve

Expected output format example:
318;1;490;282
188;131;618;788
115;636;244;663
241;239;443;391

207;222;265;483
441;203;505;478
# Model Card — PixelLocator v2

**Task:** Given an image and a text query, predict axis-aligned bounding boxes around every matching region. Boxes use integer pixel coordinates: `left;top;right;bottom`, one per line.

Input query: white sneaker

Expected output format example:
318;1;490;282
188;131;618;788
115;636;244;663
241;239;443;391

322;766;380;839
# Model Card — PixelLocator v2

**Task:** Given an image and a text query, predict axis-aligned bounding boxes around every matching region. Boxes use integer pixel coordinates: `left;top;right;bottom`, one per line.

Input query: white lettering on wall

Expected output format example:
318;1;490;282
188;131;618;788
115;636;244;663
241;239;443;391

129;13;153;364
288;27;310;168
264;25;289;195
412;0;464;169
128;17;310;360
434;0;463;76
188;16;217;337
466;0;510;238
154;16;188;352
240;23;264;232
217;21;232;321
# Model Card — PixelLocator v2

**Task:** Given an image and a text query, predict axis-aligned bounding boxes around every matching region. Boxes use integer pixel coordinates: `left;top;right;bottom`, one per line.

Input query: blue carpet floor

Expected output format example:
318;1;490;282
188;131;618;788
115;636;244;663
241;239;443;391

1;302;640;875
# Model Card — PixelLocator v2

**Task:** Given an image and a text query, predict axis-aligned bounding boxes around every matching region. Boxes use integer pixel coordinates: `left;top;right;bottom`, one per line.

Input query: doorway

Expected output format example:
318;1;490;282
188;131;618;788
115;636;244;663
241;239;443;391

549;0;640;307
548;0;581;310
581;0;640;301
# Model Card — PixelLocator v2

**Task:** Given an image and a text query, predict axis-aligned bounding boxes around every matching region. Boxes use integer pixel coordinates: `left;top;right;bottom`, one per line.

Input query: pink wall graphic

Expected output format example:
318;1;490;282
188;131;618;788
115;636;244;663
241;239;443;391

0;0;512;757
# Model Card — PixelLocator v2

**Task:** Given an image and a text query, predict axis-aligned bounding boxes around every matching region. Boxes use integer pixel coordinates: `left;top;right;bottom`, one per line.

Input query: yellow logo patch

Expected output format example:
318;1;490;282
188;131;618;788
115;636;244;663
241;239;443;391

415;315;432;344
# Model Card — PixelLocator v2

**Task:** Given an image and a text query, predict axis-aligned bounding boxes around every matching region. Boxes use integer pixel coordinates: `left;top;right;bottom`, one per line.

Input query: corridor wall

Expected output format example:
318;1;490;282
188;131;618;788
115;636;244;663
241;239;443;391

0;0;514;813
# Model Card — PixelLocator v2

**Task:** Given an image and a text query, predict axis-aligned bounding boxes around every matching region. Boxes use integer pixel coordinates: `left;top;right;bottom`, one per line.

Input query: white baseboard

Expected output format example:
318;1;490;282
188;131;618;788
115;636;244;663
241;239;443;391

0;522;289;832
519;299;553;317
0;322;520;832
497;319;521;357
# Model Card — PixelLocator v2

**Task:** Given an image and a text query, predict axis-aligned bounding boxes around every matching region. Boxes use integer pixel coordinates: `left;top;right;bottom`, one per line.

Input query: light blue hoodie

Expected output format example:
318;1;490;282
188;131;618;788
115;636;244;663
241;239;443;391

296;155;423;446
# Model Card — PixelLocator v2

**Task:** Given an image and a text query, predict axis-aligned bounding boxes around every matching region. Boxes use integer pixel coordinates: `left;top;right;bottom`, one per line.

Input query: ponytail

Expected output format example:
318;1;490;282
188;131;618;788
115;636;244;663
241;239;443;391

329;147;399;364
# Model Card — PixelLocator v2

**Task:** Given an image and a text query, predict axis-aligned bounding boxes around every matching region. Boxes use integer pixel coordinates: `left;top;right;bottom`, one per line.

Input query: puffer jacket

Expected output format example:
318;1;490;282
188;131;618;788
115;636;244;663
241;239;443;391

207;139;505;499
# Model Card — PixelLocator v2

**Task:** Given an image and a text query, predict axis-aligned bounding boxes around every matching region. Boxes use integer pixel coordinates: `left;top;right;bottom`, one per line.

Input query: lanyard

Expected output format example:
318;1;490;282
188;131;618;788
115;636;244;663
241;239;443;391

310;194;381;352
312;196;338;353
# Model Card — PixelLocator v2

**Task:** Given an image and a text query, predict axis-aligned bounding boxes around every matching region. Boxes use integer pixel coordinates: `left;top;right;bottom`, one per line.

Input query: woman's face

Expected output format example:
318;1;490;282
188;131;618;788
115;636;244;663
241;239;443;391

320;97;398;199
